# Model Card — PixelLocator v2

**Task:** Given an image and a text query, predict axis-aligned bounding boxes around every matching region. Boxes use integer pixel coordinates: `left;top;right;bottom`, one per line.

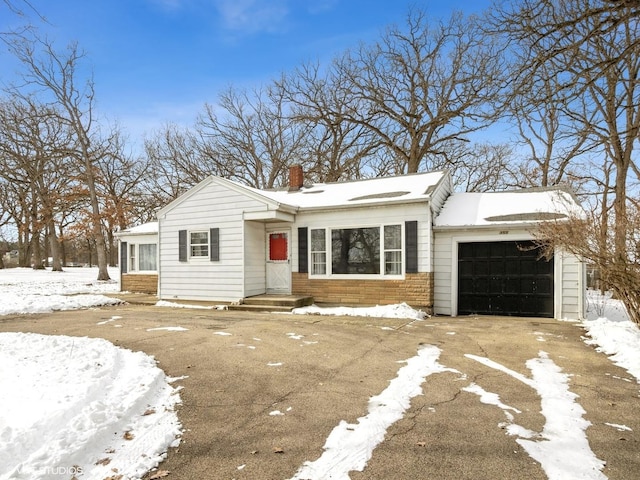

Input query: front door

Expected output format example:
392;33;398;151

266;231;291;294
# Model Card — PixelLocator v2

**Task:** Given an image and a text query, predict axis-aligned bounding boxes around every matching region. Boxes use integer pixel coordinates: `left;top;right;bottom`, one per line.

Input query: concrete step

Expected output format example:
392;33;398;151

227;303;296;313
228;294;314;312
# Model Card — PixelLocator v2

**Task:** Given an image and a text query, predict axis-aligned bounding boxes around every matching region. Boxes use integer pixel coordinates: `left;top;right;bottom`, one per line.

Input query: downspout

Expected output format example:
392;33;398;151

157;218;162;299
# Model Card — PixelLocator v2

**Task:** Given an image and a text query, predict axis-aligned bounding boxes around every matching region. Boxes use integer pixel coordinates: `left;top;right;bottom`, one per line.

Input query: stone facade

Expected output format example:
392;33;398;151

121;274;158;294
292;272;433;312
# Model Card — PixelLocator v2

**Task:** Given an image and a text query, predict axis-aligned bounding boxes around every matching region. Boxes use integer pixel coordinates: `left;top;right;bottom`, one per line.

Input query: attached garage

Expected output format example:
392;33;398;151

457;240;554;317
432;189;586;320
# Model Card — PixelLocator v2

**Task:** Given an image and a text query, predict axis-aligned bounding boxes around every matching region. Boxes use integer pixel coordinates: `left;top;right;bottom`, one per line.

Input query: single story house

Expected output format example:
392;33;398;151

117;167;586;319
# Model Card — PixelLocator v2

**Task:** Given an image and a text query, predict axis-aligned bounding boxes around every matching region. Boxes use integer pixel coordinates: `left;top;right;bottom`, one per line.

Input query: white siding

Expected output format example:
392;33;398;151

556;250;585;320
429;173;453;216
158;180;269;302
292;203;432;274
433;227;585;319
244;221;266;297
433;231;455;316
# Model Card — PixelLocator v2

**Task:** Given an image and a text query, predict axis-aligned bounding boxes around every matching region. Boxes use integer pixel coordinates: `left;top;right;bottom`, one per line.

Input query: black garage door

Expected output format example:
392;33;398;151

458;241;554;317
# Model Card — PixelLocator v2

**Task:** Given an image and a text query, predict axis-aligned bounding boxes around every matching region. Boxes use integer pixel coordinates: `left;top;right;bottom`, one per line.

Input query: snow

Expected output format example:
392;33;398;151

0;267;182;480
289;345;459;480
1;267;639;479
292;302;427;320
117;221;158;235
434;189;584;227
0;266;121;316
249;171;446;209
465;352;607;479
0;332;182;480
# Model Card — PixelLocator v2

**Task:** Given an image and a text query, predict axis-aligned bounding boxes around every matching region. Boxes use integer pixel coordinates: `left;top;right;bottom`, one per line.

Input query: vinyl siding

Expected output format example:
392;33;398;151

158;180;269;302
557;250;585;320
244;221;266;297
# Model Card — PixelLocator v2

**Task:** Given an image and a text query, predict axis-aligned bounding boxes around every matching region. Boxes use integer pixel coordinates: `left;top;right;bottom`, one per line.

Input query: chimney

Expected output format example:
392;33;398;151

288;164;304;191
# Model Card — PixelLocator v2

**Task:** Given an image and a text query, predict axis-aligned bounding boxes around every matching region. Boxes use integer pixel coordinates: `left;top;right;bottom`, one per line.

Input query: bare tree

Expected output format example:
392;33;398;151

196;84;311;189
0;97;75;270
505;61;596;188
496;0;640;323
491;0;640;80
277;62;384;182
5;35;111;279
333;9;506;174
96;128;149;264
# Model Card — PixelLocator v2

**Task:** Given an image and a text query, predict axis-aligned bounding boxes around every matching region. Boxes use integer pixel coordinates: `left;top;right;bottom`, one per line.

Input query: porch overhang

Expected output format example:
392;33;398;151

244;210;295;222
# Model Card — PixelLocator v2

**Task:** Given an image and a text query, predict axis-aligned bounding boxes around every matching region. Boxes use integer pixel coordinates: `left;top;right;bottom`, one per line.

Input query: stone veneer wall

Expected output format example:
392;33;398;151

121;274;158;294
292;272;433;312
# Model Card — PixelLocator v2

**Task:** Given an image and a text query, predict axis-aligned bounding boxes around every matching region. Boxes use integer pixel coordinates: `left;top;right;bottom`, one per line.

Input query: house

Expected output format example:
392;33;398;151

117;167;586;319
115;221;159;294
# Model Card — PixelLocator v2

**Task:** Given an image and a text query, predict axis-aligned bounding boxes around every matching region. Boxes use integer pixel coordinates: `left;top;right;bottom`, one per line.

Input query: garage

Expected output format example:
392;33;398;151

457;240;554;317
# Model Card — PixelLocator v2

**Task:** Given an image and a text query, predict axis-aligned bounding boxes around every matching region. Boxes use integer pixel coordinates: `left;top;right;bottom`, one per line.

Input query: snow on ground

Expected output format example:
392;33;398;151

0;266;121;316
289;345;459;480
583;290;640;381
0;332;182;480
292;302;427;320
1;268;640;480
0;267;182;480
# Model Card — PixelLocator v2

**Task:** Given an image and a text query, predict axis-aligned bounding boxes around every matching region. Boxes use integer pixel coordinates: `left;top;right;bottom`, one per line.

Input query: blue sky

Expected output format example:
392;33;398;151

1;0;494;146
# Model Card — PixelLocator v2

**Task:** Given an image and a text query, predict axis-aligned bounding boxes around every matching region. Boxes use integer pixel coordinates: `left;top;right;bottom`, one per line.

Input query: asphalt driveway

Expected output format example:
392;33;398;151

1;304;638;479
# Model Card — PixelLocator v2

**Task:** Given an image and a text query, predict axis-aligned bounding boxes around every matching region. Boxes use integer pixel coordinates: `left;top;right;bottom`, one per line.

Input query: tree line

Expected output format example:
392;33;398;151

1;0;639;323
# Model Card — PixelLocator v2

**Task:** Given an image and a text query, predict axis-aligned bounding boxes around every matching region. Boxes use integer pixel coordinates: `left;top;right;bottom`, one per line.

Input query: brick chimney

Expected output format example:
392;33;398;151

288;164;304;191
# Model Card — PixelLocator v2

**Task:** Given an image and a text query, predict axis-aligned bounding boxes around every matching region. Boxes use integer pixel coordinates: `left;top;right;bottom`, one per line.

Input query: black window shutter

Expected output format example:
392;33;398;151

298;227;308;273
120;241;128;273
405;221;418;273
178;230;187;262
210;228;219;261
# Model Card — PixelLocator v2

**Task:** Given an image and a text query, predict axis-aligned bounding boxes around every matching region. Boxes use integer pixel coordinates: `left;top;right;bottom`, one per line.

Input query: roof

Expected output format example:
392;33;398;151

115;221;158;237
249;171;448;210
434;188;584;228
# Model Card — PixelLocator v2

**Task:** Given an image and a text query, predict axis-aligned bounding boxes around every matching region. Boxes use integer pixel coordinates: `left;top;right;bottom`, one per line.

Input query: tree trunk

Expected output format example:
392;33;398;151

30;230;43;269
48;218;63;272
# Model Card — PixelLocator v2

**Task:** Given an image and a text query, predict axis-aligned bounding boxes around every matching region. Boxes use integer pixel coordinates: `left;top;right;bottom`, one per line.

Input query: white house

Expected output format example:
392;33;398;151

118;167;586;319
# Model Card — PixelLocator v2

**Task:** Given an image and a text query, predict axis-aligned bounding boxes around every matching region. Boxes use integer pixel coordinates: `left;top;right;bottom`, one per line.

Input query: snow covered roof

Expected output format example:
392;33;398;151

434;188;584;228
249;171;448;210
116;221;158;236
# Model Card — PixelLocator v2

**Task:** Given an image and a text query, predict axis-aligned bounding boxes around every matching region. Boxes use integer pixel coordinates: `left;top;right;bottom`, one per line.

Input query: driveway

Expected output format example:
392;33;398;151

0;304;638;479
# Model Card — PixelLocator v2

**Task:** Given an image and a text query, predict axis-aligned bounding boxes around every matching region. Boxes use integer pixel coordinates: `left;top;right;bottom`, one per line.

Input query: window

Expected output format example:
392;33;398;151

307;224;403;277
129;244;136;272
179;228;219;262
190;231;209;258
126;243;157;272
384;225;402;275
331;227;381;274
139;244;157;271
310;229;326;275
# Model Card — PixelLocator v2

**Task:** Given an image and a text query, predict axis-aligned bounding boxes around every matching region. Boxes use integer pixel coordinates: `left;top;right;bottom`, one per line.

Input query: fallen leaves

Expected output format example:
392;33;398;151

149;470;171;479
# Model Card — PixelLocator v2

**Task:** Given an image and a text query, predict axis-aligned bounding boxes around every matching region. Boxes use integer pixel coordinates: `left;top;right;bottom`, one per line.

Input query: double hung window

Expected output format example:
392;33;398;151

190;231;209;258
128;243;157;272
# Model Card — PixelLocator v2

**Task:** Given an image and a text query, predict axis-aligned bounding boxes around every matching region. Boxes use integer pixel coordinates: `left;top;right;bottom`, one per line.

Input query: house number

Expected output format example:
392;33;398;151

499;230;509;235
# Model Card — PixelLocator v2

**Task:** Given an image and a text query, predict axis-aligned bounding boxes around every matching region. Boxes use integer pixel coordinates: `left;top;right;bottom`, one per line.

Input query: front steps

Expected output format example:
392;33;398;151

228;294;314;313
